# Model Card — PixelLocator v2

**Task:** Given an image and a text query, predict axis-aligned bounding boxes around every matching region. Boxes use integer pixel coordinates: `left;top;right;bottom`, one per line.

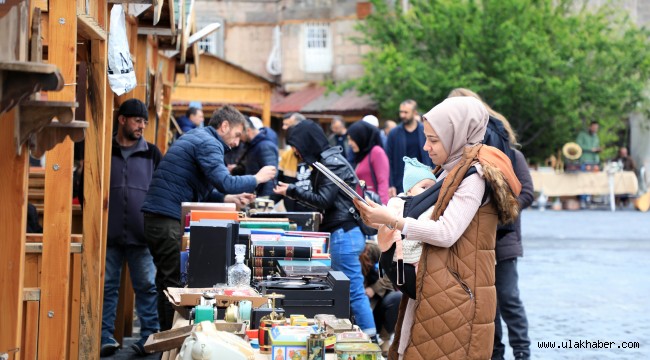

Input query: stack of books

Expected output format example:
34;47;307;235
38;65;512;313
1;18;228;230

249;239;312;280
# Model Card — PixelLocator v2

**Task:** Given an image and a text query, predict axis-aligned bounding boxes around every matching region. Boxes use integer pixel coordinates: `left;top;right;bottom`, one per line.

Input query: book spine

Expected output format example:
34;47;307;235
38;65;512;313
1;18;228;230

250;256;311;268
252;245;311;258
252;266;279;278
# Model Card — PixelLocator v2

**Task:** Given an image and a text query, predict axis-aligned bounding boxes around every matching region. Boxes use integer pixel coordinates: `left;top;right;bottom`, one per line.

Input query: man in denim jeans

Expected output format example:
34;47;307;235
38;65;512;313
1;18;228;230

101;99;161;356
273;120;377;339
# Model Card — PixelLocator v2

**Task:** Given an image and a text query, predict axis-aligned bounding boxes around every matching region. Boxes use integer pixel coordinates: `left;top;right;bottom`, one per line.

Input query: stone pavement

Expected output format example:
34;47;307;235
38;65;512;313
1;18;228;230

510;209;650;359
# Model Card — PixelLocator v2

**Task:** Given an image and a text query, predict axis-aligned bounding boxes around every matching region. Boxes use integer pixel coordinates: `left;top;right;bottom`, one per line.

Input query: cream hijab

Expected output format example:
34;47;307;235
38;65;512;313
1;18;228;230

422;97;489;166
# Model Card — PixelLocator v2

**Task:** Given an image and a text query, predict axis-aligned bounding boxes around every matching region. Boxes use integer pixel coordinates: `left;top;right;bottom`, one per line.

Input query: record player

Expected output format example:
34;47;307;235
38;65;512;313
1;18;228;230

255;271;349;319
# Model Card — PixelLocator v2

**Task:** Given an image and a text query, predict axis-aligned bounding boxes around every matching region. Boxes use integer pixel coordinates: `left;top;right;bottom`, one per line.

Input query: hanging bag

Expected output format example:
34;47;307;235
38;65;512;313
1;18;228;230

107;5;137;96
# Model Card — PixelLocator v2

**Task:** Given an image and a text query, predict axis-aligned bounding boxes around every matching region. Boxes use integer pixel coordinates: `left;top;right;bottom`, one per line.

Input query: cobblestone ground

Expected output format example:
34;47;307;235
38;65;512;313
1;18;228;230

509;209;650;359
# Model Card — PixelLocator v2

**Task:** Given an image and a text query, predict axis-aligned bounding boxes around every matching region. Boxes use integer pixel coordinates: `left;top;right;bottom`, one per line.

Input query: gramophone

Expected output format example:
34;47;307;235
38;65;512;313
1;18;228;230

562;142;582;172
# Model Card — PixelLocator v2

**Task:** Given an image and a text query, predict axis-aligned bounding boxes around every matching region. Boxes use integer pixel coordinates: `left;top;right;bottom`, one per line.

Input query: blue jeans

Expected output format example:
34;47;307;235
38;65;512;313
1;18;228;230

102;245;159;341
329;227;376;336
492;258;530;359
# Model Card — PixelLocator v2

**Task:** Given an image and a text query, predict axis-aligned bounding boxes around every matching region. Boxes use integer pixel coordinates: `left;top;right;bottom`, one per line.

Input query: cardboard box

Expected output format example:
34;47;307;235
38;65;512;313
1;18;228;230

165;287;267;308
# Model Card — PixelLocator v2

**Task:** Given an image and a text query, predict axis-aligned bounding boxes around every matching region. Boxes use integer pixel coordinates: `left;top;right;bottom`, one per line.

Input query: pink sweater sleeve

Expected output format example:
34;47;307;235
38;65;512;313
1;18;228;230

403;173;485;248
369;146;390;204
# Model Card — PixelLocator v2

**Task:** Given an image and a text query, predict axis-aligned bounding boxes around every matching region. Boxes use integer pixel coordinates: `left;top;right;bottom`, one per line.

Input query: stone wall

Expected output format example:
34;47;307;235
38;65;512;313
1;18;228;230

195;0;369;90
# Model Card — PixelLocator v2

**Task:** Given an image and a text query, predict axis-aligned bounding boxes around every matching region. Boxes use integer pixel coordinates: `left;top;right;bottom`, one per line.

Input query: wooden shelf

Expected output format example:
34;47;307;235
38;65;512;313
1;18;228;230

15;100;77;156
30;119;88;158
0;61;64;115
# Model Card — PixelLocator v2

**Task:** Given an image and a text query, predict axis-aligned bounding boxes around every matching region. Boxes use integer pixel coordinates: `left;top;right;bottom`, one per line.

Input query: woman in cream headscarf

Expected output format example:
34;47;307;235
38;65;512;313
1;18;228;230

354;96;521;359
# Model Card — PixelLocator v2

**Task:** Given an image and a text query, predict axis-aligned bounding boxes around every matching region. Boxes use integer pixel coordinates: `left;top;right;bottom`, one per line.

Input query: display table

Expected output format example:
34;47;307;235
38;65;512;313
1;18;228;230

530;170;638;197
160;311;339;360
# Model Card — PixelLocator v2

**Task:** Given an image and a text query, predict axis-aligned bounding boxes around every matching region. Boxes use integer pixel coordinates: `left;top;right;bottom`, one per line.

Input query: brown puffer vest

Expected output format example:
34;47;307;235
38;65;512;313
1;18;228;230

389;145;520;360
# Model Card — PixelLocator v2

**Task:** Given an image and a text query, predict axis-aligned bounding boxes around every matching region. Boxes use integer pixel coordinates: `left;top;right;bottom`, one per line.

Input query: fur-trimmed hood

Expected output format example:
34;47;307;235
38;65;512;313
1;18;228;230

433;144;521;224
476;145;521;223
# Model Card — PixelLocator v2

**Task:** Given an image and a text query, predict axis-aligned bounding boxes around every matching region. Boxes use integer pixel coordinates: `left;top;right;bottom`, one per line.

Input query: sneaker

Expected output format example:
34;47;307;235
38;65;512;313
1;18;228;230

130;338;148;356
100;337;120;357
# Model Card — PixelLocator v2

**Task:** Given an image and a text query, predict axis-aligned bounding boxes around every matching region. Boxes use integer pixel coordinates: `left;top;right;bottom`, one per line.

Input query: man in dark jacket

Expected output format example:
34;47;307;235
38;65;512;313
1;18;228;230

493;149;534;360
142;105;276;330
176;106;204;136
101;99;162;356
385;100;433;196
273;120;377;340
231;116;279;197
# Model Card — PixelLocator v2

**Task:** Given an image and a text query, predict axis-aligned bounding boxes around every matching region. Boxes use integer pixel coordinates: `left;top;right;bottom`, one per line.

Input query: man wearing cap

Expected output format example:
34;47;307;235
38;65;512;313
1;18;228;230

142;105;276;331
101;99;161;356
231;116;279;197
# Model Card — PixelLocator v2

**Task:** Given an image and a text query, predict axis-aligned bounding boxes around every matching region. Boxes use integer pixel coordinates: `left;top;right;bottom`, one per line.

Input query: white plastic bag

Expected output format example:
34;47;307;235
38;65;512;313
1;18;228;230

107;5;136;96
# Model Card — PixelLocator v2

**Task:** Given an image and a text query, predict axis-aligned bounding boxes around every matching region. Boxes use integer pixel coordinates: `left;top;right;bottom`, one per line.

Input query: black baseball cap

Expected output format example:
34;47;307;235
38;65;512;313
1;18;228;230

118;99;148;119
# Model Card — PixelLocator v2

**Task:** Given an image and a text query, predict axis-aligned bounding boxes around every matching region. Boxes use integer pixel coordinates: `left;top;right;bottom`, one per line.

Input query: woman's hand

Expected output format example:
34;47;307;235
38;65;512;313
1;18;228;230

353;197;394;228
273;181;289;196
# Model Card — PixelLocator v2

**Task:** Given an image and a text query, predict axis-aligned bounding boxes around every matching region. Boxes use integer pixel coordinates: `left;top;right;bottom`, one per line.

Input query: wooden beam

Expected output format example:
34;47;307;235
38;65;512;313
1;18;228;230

137;26;173;36
23;288;41;301
38;138;74;358
25;242;83;253
21;299;40;360
0;108;29;357
262;84;271;127
26;233;83;242
67;253;82;360
38;0;76;357
173;84;267;105
77;14;107;41
188;23;220;47
34;0;48;12
156;83;172;153
135;35;156;142
109;0;153;3
78;28;110;360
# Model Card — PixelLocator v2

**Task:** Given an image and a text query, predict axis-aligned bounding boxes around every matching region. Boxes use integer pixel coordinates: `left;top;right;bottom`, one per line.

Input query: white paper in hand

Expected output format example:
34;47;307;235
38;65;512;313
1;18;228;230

107;5;136;96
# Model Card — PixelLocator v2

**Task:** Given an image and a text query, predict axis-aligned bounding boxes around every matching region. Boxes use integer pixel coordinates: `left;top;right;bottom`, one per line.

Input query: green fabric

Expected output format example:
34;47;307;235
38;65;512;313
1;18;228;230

576;131;600;164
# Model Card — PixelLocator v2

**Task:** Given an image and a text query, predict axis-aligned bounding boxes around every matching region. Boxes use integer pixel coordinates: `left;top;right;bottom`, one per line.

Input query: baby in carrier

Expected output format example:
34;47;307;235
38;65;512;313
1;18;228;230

378;157;436;291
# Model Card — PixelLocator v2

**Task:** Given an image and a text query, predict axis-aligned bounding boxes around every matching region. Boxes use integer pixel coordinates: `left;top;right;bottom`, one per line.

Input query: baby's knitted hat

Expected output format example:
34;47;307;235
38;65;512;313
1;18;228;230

402;156;436;193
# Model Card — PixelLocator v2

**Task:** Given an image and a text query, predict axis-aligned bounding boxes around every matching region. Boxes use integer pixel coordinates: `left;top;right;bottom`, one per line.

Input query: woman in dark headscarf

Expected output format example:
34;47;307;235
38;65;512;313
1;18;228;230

273;120;377;339
347;121;390;204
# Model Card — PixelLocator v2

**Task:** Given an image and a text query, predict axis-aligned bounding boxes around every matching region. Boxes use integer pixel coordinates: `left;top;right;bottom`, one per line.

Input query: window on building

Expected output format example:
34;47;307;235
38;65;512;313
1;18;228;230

197;18;225;58
303;22;332;73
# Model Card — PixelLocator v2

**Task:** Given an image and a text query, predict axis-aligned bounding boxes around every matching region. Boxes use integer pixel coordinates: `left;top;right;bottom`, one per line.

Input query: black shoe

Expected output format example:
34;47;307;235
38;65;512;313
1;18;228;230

100;337;120;357
514;352;530;360
130;338;148;356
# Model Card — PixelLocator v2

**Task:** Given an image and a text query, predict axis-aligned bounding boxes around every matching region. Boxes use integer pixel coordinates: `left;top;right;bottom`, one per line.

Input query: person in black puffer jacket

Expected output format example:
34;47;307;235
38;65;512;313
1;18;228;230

273;120;377;339
448;88;533;360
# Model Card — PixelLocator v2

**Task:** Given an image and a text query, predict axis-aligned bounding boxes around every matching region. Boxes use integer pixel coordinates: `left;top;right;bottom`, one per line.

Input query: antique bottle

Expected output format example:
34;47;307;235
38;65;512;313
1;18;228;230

227;244;251;287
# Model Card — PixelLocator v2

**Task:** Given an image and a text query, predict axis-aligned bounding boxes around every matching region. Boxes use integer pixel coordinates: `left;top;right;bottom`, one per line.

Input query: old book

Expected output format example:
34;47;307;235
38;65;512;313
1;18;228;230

251;241;311;258
250;256;311;268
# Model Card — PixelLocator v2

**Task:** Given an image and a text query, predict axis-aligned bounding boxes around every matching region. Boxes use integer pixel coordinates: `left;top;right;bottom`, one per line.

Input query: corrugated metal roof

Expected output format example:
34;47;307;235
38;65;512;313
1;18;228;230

272;86;376;114
300;90;345;113
271;86;325;113
322;89;375;113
